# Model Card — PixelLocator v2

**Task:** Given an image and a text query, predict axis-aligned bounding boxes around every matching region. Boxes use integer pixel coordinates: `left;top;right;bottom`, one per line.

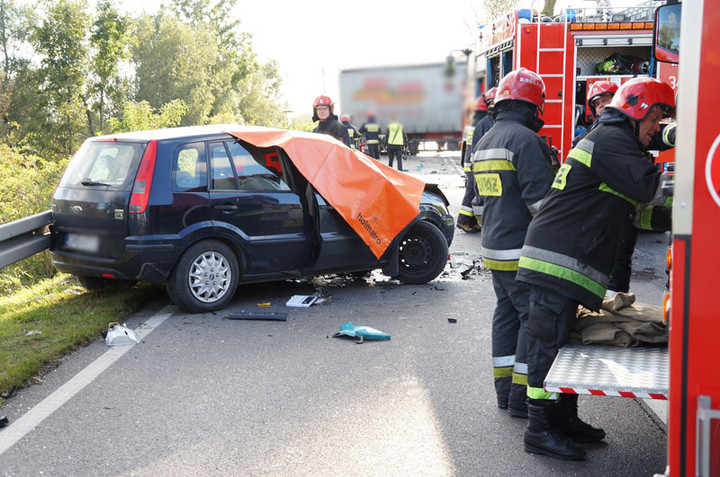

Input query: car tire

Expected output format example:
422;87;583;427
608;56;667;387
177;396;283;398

166;240;239;313
395;220;449;284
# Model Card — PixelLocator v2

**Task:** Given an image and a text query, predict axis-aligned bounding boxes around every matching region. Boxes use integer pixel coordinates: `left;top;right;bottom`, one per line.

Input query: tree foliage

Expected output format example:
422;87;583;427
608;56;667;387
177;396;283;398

0;0;288;159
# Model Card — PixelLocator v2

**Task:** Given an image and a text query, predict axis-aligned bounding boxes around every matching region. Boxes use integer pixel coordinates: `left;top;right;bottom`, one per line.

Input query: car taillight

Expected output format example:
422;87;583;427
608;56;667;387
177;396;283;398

129;140;157;214
666;245;672;270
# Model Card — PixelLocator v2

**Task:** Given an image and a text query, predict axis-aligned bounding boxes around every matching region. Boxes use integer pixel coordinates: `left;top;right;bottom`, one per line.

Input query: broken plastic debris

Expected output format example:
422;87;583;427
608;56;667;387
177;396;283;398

286;294;318;307
257;302;271;307
0;416;8;428
105;322;141;346
25;330;42;336
332;322;391;344
225;311;288;321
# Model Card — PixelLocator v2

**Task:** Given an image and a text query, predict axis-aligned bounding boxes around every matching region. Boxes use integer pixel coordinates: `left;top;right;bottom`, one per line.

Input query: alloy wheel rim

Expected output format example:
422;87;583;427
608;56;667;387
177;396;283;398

188;251;231;303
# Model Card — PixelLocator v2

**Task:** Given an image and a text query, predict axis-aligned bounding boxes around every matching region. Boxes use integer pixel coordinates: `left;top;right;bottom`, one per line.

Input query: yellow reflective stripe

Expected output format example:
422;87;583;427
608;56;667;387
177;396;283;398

512;372;528;386
494;367;513;378
459;208;474;217
598;183;637;206
552;163;571;190
640;206;654;230
663;123;676;146
528;386;556;400
518;256;605;299
472;160;516;172
483;258;519;271
567;148;592;168
475;173;503;196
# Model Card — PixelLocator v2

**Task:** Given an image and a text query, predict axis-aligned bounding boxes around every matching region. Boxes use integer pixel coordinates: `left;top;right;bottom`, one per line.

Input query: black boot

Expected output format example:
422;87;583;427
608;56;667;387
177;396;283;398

554;394;606;443
524;399;586;460
495;376;511;410
508;385;528;418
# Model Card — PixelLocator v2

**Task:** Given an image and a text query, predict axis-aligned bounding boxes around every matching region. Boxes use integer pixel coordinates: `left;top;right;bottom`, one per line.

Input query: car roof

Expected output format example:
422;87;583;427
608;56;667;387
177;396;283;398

86;124;274;143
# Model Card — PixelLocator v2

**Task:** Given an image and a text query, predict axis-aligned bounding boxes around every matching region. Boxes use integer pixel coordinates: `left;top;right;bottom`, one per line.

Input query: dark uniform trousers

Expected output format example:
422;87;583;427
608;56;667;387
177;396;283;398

526;285;579;396
491;270;530;410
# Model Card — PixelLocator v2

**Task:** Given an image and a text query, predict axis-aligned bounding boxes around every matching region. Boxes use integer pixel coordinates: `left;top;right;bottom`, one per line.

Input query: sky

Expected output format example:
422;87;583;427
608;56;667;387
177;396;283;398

115;0;644;117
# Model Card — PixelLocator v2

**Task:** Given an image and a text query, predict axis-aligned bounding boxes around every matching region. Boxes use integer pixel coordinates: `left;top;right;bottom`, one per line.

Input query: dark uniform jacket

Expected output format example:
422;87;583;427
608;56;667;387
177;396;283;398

471;110;556;271
516;118;663;311
359;121;381;144
342;120;360;148
313;115;351;147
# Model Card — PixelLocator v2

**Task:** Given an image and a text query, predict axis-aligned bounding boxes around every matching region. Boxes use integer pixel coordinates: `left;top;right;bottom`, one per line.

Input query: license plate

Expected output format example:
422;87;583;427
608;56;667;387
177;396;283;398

65;233;100;253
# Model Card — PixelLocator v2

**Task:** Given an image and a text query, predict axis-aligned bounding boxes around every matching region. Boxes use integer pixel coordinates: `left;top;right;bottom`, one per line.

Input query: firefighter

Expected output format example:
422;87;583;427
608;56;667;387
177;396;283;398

312;95;351;147
341;115;360;149
572;80;618;147
359;114;381;159
516;77;675;460
457;89;494;232
471;69;557;419
385;115;407;171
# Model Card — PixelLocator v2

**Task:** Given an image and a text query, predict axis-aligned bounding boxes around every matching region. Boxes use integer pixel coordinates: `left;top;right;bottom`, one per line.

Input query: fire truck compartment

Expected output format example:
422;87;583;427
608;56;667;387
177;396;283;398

544;343;668;400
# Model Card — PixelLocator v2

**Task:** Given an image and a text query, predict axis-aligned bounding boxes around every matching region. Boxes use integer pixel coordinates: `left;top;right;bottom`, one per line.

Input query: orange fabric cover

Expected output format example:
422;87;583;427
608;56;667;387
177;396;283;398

226;128;425;259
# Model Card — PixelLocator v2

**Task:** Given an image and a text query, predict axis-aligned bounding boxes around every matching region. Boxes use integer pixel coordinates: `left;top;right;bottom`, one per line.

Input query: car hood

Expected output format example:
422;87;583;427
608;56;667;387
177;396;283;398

225;128;425;259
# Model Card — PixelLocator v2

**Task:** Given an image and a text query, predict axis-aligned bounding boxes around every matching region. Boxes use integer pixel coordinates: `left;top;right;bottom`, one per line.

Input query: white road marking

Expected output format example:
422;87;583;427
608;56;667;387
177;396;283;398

0;306;175;456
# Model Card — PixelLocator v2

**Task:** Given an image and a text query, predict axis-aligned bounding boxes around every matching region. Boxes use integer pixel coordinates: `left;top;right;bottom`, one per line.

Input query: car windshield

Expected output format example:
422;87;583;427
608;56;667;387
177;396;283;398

59;141;146;190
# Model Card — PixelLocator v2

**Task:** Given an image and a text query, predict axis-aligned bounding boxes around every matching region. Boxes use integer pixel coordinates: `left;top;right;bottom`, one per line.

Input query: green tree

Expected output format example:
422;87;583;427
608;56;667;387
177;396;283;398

236;60;287;127
106;99;188;132
89;0;129;134
131;13;218;125
30;0;90;158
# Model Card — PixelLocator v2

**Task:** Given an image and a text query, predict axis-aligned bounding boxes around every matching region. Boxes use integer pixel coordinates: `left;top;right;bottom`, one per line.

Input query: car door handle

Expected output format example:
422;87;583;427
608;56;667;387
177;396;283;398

214;204;238;211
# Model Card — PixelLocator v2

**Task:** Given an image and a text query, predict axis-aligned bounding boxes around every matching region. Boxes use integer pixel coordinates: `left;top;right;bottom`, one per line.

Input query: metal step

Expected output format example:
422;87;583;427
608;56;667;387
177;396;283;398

544;343;668;400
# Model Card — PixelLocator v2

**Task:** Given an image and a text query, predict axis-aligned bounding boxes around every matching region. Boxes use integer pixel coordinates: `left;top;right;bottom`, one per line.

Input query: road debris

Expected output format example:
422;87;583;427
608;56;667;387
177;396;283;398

332;322;391;344
104;322;141;347
225;311;288;322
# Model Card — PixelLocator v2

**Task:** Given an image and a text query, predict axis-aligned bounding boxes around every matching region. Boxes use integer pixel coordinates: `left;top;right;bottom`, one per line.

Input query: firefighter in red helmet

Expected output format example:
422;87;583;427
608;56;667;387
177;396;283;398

340;114;360;149
457;94;492;232
516;77;676;460
572;80;619;148
471;68;558;423
312;95;351;147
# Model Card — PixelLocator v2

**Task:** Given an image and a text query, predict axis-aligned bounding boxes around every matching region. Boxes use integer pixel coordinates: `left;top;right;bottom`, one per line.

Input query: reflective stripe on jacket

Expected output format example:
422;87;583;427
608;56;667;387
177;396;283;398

516;121;662;311
387;122;405;146
471;111;556;271
360;122;380;144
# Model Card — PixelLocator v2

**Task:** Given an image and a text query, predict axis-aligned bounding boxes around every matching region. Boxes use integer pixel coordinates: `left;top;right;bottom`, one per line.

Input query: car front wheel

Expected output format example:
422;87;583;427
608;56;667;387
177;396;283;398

395;220;449;284
166;240;239;313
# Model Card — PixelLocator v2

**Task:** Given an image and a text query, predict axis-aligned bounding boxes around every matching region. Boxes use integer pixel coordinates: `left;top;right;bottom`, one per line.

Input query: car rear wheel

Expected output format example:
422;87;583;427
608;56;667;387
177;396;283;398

166;240;239;313
395;220;449;284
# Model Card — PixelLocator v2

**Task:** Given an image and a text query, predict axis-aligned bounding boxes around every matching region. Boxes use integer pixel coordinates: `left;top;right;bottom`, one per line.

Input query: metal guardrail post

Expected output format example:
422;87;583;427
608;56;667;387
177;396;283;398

0;210;53;270
697;395;720;477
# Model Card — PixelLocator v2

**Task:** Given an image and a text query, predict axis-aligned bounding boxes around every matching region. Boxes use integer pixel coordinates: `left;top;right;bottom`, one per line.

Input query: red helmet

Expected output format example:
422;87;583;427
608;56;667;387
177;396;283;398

587;80;618;116
494;68;546;112
607;77;675;120
475;96;488;112
341;115;350;122
313;95;333;108
312;95;334;121
484;87;498;105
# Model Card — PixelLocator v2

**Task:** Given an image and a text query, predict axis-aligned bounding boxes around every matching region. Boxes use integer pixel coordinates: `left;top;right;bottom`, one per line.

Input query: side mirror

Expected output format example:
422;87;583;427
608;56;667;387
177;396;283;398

653;3;681;64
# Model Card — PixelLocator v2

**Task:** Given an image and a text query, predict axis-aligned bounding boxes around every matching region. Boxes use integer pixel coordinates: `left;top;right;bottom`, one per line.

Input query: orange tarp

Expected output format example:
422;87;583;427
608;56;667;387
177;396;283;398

226;128;425;259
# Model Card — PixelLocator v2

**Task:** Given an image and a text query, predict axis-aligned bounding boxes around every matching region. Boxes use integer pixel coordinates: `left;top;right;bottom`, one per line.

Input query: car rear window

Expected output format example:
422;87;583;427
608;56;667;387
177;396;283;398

59;141;145;190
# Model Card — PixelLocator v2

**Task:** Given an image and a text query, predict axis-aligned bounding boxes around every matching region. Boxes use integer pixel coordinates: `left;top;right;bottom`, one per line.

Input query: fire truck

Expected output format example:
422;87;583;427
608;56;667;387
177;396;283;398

468;2;668;160
472;2;719;475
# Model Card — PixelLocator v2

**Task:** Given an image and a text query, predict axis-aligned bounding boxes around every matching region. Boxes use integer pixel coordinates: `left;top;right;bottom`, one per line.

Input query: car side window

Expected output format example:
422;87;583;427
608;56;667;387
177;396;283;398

172;142;207;192
226;141;290;191
210;142;239;190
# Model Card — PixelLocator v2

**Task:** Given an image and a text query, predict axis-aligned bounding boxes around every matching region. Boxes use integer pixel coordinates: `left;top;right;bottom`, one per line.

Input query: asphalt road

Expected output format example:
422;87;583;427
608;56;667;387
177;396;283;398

0;152;669;476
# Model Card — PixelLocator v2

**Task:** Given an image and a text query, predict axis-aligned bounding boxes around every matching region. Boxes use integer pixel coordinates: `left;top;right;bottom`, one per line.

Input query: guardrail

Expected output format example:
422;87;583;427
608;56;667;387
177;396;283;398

0;210;53;270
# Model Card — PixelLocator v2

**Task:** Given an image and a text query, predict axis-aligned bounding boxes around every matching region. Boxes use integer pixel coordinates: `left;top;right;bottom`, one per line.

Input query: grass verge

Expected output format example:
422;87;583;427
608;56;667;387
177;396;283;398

0;274;163;404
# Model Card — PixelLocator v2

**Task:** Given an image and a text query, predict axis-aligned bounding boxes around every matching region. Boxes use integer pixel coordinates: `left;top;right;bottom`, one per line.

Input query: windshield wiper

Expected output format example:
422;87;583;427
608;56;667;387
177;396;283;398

81;179;112;187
